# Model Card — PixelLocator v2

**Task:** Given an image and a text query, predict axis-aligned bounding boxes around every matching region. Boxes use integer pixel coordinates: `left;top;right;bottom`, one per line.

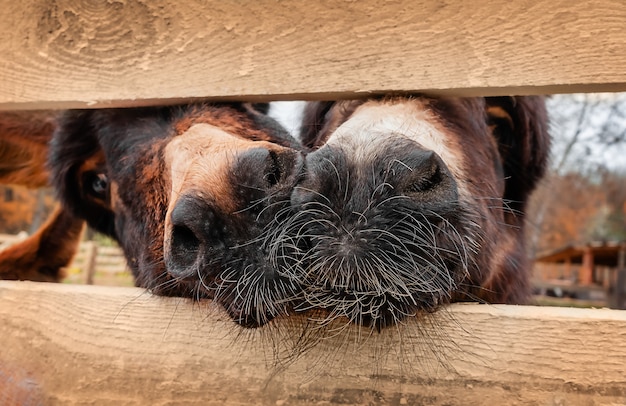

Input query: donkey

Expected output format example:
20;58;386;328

269;96;550;330
0;111;84;282
48;103;304;327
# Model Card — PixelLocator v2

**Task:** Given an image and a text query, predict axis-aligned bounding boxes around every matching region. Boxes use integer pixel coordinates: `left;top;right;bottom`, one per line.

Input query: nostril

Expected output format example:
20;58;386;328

402;150;457;200
166;195;224;279
265;150;282;187
233;148;304;193
168;224;201;275
405;153;443;193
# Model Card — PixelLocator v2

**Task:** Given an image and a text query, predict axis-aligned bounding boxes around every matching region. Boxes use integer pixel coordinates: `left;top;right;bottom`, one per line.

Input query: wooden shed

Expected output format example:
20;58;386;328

535;240;626;308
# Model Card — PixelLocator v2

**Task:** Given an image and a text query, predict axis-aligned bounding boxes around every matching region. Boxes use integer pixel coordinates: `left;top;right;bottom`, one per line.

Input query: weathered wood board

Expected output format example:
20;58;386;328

1;0;626;109
0;281;625;405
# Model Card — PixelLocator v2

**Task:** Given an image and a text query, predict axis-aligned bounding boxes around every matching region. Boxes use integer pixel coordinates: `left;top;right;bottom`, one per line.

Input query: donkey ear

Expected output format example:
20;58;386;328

485;96;551;212
299;101;336;149
0;111;58;187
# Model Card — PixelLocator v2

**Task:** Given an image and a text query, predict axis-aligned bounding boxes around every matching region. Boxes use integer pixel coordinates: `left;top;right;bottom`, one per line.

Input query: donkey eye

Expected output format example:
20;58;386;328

92;174;109;194
84;172;109;199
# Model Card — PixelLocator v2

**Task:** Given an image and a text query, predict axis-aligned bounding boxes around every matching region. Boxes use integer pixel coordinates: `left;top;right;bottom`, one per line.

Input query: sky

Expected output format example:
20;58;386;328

269;101;307;137
547;93;626;172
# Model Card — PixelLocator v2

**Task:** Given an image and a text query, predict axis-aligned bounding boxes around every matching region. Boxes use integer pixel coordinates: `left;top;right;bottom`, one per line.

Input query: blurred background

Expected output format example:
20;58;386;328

527;93;626;308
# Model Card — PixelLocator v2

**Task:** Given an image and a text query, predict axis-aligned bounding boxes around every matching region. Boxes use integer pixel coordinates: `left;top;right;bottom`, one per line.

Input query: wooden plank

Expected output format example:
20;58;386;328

0;281;625;405
81;241;97;285
1;0;626;109
0;233;26;247
95;246;124;256
93;264;129;274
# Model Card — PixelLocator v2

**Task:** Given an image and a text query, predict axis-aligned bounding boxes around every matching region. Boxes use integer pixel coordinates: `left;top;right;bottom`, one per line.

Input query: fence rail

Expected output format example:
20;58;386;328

0;281;625;405
0;233;130;285
1;0;626;110
0;232;28;249
68;241;130;285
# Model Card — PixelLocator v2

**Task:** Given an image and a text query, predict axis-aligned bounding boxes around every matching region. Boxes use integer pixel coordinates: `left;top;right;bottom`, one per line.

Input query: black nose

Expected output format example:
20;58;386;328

165;195;224;279
232;148;304;193
290;146;458;209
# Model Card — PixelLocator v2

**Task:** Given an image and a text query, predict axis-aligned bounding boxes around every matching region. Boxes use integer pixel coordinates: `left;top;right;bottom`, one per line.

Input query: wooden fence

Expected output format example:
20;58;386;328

66;242;131;286
0;233;28;248
0;234;131;286
1;1;625;405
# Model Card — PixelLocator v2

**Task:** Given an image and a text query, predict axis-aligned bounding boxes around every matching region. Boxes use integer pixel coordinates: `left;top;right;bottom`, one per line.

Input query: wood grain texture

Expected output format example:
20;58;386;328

0;281;625;405
1;0;625;109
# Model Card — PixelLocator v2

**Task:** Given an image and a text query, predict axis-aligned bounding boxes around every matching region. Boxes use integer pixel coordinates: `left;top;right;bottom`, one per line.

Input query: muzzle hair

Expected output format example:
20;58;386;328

265;170;475;330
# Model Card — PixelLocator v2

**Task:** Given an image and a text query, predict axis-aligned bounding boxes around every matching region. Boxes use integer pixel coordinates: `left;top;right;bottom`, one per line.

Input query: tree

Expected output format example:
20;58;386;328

548;93;626;175
527;93;626;257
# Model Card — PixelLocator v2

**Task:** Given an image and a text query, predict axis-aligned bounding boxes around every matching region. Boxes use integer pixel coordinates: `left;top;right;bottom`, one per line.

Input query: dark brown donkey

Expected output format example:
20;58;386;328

49;103;304;327
271;96;550;330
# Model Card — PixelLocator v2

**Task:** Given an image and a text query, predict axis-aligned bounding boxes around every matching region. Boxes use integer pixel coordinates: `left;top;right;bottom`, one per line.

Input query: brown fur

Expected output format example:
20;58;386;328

0;205;84;282
0;111;85;282
0;111;57;187
173;106;281;142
